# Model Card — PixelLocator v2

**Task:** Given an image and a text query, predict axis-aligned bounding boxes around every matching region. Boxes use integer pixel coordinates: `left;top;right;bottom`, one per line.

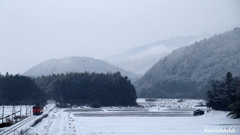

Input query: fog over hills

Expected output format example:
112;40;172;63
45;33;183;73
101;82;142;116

135;28;240;98
24;57;139;81
107;34;211;75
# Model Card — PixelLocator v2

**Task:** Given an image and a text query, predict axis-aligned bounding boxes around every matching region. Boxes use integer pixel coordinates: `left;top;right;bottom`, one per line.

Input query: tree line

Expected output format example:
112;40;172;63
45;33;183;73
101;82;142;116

0;72;137;107
0;73;45;105
206;72;240;118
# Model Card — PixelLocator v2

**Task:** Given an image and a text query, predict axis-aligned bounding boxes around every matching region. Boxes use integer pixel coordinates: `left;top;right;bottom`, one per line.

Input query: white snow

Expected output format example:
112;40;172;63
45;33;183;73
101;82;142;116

0;104;55;135
26;108;79;135
25;99;240;135
75;112;239;135
0;105;32;123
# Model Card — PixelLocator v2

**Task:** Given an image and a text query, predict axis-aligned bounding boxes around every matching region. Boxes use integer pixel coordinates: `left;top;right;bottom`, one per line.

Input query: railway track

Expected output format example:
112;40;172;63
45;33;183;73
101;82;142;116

0;115;37;135
0;104;55;135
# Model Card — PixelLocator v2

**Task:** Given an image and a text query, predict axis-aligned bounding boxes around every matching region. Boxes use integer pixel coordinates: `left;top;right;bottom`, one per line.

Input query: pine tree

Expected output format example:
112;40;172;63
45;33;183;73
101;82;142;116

206;72;240;118
225;72;233;84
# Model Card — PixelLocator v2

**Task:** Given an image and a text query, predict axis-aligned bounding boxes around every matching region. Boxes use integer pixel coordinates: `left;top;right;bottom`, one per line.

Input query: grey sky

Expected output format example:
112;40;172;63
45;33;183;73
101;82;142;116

0;0;239;74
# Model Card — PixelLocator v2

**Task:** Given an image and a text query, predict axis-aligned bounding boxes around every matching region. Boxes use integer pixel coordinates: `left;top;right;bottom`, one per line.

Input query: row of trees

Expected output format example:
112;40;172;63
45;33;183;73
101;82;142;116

0;72;137;106
206;72;240;118
35;72;137;106
0;73;45;105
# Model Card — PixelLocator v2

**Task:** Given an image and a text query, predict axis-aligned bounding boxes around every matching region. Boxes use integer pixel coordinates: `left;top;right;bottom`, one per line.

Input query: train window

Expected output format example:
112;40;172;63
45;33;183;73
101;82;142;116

33;106;41;109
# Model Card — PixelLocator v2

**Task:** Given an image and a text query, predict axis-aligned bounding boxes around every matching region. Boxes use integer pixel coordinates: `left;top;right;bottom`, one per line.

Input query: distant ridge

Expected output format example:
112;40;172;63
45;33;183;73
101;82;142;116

24;56;139;81
107;34;210;75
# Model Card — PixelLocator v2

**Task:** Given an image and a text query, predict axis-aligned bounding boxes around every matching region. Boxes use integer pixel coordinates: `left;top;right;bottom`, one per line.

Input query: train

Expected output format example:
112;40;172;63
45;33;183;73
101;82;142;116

32;105;43;115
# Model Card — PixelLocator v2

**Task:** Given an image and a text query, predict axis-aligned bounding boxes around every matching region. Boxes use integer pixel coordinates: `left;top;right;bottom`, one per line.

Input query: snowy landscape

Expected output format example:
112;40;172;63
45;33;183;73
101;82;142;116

27;99;239;135
0;0;239;135
1;99;238;135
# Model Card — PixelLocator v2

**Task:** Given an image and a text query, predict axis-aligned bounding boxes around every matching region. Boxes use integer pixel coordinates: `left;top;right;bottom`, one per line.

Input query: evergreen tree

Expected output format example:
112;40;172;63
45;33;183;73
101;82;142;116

0;73;45;105
35;72;137;106
206;72;240;118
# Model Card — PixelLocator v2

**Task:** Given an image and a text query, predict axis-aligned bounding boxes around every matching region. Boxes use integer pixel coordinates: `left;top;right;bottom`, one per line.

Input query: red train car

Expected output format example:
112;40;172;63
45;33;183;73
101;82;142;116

33;105;43;115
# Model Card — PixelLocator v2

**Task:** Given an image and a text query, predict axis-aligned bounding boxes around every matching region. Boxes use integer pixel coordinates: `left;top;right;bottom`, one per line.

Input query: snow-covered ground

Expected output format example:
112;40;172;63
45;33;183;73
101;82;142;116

0;104;55;135
25;99;240;135
0;105;32;116
0;105;32;123
75;111;239;135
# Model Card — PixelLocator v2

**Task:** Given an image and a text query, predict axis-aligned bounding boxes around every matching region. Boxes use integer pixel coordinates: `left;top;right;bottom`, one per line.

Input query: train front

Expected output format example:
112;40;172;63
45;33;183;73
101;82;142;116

32;105;43;115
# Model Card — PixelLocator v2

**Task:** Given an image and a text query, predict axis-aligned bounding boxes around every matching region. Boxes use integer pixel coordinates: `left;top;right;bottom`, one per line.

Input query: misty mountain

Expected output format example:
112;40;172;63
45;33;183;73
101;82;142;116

24;57;139;81
107;34;211;75
134;28;240;98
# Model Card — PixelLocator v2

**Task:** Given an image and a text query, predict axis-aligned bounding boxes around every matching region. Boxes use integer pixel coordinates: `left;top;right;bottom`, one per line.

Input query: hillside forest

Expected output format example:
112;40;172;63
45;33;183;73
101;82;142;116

0;72;137;107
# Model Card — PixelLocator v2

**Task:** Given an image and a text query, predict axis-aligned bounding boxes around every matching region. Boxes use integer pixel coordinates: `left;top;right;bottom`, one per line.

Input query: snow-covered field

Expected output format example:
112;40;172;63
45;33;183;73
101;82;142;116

0;105;32;123
25;99;240;135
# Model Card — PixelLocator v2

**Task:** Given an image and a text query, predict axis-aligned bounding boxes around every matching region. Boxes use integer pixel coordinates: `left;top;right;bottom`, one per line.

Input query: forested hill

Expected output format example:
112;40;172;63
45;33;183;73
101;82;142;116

135;28;240;98
24;56;138;82
0;72;137;106
107;34;210;75
35;72;137;106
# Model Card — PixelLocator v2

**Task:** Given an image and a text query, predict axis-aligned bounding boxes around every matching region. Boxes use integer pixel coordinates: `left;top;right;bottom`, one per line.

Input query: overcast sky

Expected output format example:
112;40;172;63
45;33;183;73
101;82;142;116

0;0;239;74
